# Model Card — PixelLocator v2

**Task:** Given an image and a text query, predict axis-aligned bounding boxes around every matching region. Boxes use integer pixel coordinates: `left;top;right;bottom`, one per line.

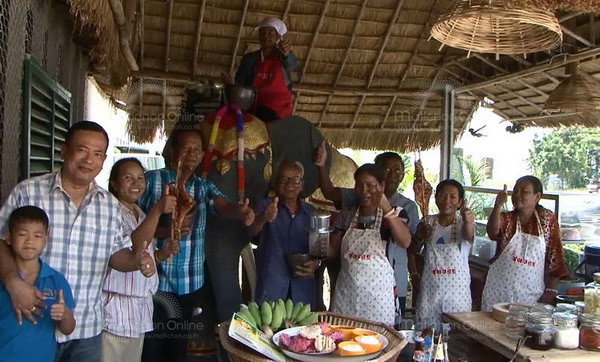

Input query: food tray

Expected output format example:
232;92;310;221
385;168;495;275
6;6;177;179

218;312;407;362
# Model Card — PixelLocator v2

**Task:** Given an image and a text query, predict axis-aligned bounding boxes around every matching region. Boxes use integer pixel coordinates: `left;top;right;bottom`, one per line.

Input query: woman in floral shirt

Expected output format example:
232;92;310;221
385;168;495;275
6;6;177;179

482;175;567;311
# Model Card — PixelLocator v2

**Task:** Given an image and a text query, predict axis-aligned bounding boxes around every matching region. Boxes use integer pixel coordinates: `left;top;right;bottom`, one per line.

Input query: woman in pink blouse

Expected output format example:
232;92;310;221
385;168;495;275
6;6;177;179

101;158;177;362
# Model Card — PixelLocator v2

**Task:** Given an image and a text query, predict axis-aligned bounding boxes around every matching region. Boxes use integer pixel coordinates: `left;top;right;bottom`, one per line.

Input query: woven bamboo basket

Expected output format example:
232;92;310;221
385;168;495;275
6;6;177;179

544;70;600;113
431;0;562;55
218;312;408;362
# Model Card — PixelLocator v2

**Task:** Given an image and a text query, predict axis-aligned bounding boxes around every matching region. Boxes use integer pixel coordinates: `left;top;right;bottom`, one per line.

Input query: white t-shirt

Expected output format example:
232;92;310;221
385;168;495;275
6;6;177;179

425;214;473;268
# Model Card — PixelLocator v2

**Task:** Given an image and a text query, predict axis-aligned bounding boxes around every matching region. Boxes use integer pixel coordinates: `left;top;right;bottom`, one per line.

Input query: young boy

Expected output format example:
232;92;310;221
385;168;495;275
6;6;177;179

0;206;76;362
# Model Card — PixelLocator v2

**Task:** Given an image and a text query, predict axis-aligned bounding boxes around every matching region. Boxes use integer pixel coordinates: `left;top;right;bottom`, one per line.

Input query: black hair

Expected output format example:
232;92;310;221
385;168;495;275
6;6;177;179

65;121;109;152
9;206;49;232
435;179;466;201
516;175;543;195
374;152;405;170
168;122;205;152
354;163;385;184
108;158;145;197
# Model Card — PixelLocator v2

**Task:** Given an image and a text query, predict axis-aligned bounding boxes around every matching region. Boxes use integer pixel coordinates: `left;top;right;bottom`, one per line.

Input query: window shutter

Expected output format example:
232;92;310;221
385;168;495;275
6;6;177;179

21;56;71;180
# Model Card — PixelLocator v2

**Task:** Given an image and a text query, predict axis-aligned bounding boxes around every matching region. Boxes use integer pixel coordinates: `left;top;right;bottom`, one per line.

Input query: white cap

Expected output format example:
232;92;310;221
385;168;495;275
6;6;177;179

257;17;287;36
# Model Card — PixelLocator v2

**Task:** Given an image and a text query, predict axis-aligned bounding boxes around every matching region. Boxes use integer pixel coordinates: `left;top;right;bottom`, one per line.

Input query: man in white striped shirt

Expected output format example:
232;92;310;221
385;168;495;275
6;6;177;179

0;121;155;362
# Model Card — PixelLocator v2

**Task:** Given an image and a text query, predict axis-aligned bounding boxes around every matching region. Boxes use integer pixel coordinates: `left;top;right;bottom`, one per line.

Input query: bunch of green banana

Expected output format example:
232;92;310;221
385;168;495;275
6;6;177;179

235;298;319;337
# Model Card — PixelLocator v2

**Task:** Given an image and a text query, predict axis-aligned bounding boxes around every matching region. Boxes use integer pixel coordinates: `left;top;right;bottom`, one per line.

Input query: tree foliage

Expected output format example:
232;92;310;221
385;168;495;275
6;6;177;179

528;127;600;189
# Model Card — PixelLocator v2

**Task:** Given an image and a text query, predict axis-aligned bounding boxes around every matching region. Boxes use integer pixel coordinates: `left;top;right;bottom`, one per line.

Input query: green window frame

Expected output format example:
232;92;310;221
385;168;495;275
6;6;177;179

21;56;71;180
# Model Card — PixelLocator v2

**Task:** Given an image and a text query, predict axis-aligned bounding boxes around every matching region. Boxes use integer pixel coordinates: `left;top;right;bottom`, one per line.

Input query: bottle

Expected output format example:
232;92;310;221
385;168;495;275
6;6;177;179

552;312;579;349
412;337;425;362
579;313;600;351
505;304;529;340
524;312;554;350
584;272;600;317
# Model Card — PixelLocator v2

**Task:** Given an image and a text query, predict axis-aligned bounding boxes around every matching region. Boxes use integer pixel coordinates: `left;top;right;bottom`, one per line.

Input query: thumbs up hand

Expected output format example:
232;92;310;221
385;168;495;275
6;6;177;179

495;184;508;208
157;184;177;214
460;199;475;224
50;290;66;321
238;198;255;226
137;241;156;278
264;197;279;222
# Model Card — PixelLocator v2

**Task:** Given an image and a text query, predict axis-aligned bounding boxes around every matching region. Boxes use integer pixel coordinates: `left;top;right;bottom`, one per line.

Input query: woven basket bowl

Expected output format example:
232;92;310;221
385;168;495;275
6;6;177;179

431;1;562;55
218;312;408;362
544;71;600;113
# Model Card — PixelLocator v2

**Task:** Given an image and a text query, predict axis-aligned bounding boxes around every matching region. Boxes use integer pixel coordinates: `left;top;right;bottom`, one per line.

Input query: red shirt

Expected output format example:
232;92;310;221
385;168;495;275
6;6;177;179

489;207;567;279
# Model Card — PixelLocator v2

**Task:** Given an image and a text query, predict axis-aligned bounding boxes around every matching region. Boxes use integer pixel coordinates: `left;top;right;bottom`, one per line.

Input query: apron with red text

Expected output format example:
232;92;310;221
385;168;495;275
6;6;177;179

416;215;472;330
482;211;546;311
331;208;395;326
252;53;293;119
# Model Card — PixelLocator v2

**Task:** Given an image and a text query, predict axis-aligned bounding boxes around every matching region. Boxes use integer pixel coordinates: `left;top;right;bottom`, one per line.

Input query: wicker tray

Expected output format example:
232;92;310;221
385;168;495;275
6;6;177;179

218;312;407;362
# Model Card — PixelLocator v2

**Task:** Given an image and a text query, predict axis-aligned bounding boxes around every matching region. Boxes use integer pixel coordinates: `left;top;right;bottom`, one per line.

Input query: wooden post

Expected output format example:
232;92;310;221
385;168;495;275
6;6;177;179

440;84;455;180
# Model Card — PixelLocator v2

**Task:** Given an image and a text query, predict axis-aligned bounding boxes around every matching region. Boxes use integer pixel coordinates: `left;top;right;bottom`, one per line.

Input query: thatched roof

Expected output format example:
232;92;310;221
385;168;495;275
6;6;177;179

84;0;600;151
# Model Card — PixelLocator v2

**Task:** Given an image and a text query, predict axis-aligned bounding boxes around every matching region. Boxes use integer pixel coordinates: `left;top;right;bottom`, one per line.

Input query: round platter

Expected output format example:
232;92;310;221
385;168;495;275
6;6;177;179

272;326;389;362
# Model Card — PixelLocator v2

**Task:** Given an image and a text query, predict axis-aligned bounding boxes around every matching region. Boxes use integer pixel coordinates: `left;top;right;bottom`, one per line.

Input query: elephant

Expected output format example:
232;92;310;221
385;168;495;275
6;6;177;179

161;84;357;334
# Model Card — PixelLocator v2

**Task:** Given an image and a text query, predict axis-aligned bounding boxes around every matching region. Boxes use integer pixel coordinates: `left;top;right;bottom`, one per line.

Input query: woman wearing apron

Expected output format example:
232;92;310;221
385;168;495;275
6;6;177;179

233;17;296;121
482;175;567;311
330;164;411;326
413;180;474;330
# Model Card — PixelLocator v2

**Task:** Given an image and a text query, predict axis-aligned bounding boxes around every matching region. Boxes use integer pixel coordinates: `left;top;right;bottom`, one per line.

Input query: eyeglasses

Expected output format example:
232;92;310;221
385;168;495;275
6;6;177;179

278;176;303;186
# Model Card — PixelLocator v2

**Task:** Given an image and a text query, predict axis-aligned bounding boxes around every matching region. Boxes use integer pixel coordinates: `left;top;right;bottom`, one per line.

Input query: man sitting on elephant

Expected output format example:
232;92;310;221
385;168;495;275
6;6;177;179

139;124;255;362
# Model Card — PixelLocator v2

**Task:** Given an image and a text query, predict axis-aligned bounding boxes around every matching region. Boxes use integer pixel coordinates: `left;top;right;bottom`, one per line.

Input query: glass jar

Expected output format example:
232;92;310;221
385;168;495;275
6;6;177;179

524;312;555;350
553;312;579;349
412;337;425;362
555;303;579;315
505;304;529;340
579;313;600;351
533;302;555;314
584;272;600;317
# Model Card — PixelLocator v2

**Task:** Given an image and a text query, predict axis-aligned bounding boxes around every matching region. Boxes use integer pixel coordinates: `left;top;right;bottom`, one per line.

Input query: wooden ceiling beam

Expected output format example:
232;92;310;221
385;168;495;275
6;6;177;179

299;0;332;84
351;0;406;129
191;0;207;77
139;0;145;68
473;54;549;98
293;91;300;114
561;25;594;47
412;54;514;119
382;0;436;129
509;55;560;84
281;0;293;22
458;47;600;93
508;112;582;123
452;61;544;112
366;0;405;88
559;12;585;22
229;0;250;75
164;0;174;72
319;126;464;133
319;0;368;126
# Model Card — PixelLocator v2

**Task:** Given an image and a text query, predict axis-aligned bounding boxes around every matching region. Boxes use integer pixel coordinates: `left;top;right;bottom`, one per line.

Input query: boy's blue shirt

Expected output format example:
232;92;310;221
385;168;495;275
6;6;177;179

0;259;75;362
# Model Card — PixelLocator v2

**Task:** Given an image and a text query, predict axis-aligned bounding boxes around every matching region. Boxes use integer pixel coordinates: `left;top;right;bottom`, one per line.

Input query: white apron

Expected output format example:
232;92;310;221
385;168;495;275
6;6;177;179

416;215;472;330
482;211;546;312
331;208;395;326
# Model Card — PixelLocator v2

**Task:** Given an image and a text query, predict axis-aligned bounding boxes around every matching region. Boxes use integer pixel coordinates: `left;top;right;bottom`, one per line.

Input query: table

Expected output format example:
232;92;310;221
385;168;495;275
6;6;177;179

443;312;599;362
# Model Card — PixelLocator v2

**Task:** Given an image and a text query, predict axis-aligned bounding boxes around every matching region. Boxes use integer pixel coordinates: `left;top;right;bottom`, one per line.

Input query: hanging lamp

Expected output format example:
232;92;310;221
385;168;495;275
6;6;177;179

430;0;563;57
543;64;600;113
